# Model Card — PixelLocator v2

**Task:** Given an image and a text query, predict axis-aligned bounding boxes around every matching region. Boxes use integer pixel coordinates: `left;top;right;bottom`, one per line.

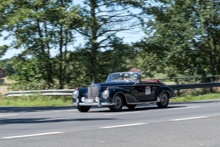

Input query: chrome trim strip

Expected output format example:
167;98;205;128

127;101;159;105
72;102;115;106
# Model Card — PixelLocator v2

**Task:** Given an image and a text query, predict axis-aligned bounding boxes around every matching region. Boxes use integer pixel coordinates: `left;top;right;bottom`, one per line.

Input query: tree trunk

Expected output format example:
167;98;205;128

63;30;68;85
44;20;54;87
59;0;64;89
90;0;98;82
37;19;51;88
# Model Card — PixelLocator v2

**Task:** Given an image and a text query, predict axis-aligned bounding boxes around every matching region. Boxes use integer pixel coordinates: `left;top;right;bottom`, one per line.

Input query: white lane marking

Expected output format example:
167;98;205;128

52;111;61;112
105;111;141;116
100;123;147;129
171;116;209;122
167;106;200;111
0;114;18;117
2;132;64;139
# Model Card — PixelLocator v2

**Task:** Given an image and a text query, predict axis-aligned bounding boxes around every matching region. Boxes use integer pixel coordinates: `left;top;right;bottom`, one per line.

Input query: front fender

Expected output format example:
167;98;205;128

72;88;88;103
108;87;139;104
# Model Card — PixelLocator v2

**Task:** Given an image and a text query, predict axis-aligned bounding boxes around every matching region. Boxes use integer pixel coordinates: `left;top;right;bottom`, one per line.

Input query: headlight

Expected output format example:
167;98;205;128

95;97;99;102
102;90;109;99
81;97;85;102
72;90;79;98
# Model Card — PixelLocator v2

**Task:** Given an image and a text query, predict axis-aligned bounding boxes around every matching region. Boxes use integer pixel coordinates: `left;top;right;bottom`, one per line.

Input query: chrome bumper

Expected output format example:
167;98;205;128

72;102;115;107
72;98;115;107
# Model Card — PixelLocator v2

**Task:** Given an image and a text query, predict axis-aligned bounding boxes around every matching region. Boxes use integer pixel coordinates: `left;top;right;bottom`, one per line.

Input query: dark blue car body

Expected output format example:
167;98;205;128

72;72;176;112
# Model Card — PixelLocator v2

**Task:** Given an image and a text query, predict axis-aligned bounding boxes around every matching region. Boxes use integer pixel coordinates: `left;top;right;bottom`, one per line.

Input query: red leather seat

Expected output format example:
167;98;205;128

141;79;159;83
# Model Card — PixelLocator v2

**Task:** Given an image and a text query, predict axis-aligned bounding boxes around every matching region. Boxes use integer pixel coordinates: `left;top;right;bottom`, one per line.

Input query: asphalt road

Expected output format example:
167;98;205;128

1;99;220;147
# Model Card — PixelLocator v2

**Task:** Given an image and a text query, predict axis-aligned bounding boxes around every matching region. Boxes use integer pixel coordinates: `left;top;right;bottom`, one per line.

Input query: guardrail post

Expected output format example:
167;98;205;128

210;77;213;93
175;78;180;96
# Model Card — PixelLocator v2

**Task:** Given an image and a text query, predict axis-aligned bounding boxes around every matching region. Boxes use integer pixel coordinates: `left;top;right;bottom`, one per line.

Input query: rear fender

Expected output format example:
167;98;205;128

155;86;176;99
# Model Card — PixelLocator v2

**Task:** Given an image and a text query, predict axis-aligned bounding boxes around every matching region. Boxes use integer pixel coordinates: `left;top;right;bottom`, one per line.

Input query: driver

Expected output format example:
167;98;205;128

123;74;129;80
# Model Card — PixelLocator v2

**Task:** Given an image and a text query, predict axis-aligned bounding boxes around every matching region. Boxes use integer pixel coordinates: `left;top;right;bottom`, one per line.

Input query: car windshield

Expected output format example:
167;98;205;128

106;73;138;82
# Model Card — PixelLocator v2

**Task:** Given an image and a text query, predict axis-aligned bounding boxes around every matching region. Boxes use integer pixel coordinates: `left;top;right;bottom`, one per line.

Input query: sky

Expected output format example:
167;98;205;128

0;1;147;60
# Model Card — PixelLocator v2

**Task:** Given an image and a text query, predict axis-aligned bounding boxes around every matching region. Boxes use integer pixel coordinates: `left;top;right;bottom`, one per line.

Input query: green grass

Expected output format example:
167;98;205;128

0;95;71;106
171;93;220;102
1;93;220;106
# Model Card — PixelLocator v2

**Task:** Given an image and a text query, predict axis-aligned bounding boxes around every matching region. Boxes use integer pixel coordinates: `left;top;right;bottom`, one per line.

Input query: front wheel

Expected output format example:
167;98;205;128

109;95;124;111
157;92;169;108
77;106;91;112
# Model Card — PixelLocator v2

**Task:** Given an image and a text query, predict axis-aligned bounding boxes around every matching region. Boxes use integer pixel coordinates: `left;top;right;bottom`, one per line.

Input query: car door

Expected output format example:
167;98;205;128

133;82;157;102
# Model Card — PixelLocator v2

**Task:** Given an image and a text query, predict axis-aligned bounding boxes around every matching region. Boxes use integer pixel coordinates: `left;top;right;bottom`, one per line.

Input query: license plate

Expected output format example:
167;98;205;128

86;99;94;103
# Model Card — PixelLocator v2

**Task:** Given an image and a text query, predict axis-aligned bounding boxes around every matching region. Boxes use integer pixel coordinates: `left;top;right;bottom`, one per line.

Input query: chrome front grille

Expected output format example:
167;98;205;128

88;84;99;99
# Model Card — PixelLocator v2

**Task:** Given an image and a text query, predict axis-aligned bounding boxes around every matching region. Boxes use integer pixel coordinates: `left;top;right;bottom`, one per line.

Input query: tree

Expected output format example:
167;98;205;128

0;58;16;76
138;0;220;77
0;0;147;89
67;0;145;82
0;0;81;88
62;36;136;88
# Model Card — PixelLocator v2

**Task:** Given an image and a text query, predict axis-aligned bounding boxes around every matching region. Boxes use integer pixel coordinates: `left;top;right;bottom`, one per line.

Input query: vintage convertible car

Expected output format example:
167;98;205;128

72;72;176;112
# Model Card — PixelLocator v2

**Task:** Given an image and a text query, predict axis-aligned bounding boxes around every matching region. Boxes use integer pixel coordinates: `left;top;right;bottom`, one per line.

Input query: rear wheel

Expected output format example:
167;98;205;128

109;95;124;111
77;106;91;112
157;92;169;108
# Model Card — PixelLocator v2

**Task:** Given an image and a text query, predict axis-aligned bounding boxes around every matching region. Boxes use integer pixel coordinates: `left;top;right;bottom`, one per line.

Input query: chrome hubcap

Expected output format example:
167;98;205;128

114;96;122;109
161;93;168;105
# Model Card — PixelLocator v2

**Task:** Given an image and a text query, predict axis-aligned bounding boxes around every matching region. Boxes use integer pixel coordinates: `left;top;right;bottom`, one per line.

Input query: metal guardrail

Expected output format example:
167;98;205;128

157;75;220;80
3;89;75;97
169;82;220;90
2;82;220;97
157;75;220;85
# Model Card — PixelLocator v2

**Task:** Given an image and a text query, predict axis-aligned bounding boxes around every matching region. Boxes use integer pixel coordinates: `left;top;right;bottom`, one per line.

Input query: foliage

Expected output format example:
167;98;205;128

0;0;144;89
135;0;220;77
63;37;136;88
66;0;145;82
0;45;8;58
0;0;81;88
1;0;220;90
0;58;16;76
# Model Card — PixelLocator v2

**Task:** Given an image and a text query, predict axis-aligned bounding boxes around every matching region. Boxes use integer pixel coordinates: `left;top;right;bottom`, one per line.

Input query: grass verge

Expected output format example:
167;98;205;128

171;93;220;102
0;93;220;106
0;95;71;106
